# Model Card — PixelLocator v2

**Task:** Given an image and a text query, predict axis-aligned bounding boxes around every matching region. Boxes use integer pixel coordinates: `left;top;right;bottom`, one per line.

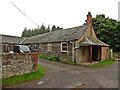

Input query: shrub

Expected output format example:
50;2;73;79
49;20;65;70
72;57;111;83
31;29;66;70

46;55;60;62
38;54;60;62
66;60;75;65
53;55;60;61
38;54;46;59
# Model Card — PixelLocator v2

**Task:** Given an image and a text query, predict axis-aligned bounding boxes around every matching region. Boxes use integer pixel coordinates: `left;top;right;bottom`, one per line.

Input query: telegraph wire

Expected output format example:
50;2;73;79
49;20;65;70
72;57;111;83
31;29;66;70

9;0;40;28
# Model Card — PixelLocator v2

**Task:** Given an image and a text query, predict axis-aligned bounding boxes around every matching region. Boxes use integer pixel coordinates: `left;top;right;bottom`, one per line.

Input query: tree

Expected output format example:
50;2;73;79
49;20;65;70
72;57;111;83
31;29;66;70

92;14;119;52
40;24;46;30
56;26;63;30
46;25;50;32
21;24;63;37
51;25;63;31
51;25;57;31
26;29;32;37
21;27;28;37
112;23;120;51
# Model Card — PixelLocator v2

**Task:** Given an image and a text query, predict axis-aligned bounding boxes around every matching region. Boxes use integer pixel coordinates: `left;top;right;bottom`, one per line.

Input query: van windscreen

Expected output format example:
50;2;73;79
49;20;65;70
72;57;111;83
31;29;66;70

19;45;30;52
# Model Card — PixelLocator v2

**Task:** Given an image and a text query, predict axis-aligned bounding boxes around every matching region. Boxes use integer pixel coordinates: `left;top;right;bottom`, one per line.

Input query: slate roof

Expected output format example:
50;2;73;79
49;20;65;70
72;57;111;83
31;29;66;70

21;25;87;44
0;34;23;44
0;25;109;47
78;37;109;46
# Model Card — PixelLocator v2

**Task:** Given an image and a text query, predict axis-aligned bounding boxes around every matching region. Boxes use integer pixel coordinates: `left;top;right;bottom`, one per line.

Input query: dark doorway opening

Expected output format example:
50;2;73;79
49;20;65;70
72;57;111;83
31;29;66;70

92;46;99;61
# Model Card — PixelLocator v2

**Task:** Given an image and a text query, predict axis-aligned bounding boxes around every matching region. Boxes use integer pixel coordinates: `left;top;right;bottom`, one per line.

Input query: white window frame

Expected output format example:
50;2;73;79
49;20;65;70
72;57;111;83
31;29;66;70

47;43;52;51
61;42;68;52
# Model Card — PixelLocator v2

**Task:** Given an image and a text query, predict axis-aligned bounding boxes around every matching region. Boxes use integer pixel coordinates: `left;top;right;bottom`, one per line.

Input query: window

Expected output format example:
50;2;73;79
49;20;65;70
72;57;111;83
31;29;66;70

33;44;37;50
4;44;10;53
61;42;68;52
47;43;52;51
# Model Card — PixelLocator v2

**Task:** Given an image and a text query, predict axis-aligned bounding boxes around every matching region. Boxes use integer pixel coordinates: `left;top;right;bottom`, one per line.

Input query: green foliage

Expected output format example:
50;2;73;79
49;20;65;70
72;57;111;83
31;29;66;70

92;14;120;52
51;25;56;31
66;60;75;65
113;52;120;59
39;54;60;62
46;55;60;62
91;59;115;68
39;54;75;65
2;65;45;87
38;54;46;59
21;24;63;37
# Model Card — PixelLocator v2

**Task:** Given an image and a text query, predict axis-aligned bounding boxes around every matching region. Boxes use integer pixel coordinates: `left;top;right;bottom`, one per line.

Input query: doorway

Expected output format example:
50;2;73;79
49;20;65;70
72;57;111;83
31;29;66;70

92;46;99;61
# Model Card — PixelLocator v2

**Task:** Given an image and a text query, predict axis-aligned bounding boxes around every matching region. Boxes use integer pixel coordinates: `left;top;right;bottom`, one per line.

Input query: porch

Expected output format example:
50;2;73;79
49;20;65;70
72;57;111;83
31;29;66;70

75;45;102;63
75;37;110;63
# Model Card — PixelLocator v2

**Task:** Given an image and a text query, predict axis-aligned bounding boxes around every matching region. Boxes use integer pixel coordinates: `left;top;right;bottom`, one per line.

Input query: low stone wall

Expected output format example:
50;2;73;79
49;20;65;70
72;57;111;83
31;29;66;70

2;53;37;79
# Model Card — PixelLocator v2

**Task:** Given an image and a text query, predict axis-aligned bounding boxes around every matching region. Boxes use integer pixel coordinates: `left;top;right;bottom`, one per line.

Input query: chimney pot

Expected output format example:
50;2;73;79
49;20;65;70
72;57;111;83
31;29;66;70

88;12;91;15
86;11;92;25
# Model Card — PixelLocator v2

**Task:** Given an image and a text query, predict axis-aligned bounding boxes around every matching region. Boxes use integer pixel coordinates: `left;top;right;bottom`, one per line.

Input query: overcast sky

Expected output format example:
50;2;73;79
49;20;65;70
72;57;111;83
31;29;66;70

0;0;119;37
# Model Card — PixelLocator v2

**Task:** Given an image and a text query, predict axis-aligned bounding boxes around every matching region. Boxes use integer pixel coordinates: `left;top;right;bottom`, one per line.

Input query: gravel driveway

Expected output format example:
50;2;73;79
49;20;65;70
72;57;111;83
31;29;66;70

8;60;118;88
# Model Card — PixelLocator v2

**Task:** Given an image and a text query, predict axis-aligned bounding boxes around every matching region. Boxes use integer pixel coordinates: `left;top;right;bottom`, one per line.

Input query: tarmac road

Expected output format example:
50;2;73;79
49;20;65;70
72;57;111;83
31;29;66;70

8;60;118;88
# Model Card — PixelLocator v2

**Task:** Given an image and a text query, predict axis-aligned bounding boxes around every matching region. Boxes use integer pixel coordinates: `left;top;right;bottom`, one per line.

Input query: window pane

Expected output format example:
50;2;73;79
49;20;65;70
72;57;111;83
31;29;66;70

47;43;52;51
19;45;30;52
61;42;68;52
62;43;67;46
62;47;67;51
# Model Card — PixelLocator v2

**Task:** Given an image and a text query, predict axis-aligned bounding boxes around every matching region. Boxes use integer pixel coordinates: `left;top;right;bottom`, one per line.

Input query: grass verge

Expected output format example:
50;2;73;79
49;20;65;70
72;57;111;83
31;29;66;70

91;59;116;68
2;65;45;88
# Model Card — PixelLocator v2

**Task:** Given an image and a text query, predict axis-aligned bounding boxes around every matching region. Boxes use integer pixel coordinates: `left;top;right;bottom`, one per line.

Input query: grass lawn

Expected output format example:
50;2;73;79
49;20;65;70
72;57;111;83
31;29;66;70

91;59;116;68
2;65;45;88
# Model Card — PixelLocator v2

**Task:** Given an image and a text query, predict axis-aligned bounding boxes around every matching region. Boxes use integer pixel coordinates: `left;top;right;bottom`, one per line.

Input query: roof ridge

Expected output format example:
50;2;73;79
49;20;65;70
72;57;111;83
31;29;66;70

0;34;22;38
26;25;85;39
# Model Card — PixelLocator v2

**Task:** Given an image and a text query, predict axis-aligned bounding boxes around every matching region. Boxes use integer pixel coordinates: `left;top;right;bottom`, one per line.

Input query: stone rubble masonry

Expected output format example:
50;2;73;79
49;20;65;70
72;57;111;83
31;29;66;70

2;53;37;79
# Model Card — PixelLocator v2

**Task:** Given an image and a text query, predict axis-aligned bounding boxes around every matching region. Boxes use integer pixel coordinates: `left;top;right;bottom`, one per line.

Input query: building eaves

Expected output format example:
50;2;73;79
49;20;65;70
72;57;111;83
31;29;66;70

0;34;24;44
79;37;110;46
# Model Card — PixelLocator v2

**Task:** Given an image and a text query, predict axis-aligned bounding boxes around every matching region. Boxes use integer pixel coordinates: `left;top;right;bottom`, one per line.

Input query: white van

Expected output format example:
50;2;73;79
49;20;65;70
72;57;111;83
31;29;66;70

13;45;31;53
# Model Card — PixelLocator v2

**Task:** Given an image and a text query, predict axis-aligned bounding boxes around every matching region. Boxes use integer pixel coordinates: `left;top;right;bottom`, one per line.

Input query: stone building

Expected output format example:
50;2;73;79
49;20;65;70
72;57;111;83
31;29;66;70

21;12;111;63
0;34;23;53
1;12;112;63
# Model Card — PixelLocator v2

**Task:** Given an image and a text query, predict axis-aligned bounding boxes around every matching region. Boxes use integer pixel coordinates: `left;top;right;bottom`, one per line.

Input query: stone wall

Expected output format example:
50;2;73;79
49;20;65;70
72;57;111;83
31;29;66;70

39;42;72;62
2;53;37;79
101;47;109;61
75;46;90;64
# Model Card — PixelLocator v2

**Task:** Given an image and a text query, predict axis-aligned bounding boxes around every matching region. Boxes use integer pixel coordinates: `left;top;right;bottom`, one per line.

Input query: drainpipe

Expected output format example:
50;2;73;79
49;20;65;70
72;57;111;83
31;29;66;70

70;41;75;62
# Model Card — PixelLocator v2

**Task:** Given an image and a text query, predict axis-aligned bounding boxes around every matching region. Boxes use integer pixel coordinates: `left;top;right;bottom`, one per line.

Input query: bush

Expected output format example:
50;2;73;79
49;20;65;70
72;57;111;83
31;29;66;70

46;55;60;62
38;54;46;59
66;60;75;65
38;54;60;62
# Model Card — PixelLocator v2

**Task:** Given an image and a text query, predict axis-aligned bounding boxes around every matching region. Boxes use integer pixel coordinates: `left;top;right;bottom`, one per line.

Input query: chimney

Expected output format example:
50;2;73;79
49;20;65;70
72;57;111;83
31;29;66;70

86;12;92;25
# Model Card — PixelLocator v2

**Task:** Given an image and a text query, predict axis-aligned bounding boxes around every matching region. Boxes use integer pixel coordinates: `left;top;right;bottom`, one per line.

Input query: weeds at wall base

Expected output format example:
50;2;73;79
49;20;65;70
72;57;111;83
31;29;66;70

2;65;45;88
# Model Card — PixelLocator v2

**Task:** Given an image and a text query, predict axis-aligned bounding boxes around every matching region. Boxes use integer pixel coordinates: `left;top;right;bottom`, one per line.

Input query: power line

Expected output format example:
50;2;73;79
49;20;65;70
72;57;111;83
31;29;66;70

9;0;40;28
